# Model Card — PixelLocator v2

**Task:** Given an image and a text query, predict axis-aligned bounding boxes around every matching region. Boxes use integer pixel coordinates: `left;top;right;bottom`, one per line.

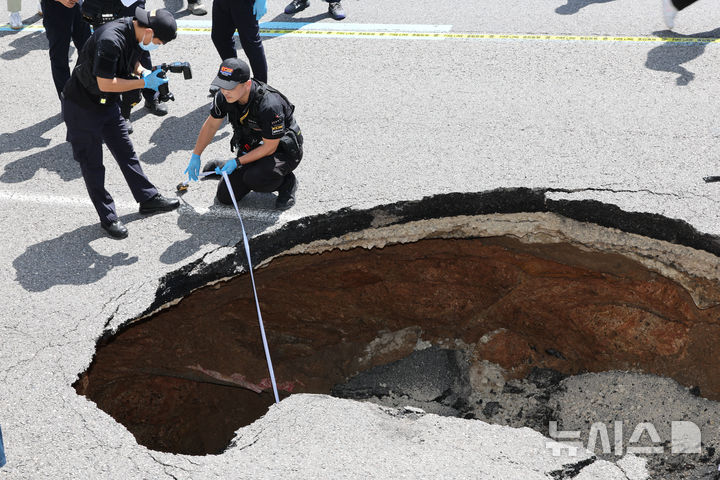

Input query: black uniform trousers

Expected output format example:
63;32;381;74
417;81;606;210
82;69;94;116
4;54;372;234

672;0;699;10
41;0;91;98
211;0;268;82
119;0;155;112
62;97;158;224
217;143;301;205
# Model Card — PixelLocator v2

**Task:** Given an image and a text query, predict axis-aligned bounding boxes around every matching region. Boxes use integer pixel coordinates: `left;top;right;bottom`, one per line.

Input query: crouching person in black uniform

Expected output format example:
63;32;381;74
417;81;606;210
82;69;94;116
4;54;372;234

62;8;180;239
185;58;302;210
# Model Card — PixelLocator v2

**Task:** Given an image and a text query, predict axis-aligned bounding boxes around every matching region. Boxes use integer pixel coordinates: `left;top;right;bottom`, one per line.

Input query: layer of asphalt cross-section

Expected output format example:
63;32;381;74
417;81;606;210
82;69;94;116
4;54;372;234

0;0;716;477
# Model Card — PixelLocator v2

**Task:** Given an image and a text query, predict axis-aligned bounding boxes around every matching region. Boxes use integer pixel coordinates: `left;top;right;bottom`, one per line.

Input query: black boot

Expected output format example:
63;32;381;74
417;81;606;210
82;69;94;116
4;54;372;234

275;173;297;210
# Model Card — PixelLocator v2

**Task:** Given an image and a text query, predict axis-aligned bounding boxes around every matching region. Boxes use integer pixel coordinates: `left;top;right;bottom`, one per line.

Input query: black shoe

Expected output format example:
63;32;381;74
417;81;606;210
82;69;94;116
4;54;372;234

124;117;133;134
202;158;227;177
328;1;345;19
285;0;309;14
101;220;128;239
275;173;297;210
144;99;168;116
187;0;207;15
209;85;220;97
139;193;180;214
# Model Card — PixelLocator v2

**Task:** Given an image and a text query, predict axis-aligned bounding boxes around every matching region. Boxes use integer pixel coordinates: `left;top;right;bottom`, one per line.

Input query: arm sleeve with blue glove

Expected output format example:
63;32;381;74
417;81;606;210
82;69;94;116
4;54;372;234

185;153;201;181
253;0;267;21
143;69;168;92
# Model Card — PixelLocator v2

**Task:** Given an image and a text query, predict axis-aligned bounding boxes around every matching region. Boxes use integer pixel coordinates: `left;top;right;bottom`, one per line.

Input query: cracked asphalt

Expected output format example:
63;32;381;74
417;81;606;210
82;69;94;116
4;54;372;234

1;0;719;477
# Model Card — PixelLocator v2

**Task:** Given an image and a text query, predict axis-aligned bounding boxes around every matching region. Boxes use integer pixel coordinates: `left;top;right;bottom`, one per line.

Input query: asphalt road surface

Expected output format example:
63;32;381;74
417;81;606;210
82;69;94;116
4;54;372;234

1;0;719;477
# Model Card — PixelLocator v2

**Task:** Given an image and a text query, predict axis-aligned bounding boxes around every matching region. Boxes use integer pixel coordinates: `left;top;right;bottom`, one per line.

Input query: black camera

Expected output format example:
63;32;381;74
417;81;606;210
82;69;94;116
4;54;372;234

81;0;122;27
155;62;192;103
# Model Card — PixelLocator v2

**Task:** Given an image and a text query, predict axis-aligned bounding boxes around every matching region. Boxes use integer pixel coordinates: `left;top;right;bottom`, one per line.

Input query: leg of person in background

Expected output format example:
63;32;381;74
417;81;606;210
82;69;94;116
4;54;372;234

42;0;90;99
141;42;167;116
210;0;238;95
8;0;22;30
325;0;345;20
232;0;267;82
118;0;167;131
662;0;699;29
186;0;206;15
211;0;238;61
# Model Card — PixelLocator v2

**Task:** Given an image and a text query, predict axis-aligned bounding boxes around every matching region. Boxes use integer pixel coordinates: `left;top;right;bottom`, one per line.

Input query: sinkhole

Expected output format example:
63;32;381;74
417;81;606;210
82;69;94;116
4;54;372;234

73;196;720;457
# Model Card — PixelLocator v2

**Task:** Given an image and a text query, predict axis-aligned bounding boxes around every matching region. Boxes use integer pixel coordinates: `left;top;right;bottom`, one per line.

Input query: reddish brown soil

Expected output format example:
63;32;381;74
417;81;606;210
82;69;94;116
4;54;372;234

75;238;720;455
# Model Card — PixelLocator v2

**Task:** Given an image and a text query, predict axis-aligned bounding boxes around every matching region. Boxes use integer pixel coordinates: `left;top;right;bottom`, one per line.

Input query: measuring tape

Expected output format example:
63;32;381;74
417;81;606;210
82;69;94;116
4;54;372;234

221;171;280;404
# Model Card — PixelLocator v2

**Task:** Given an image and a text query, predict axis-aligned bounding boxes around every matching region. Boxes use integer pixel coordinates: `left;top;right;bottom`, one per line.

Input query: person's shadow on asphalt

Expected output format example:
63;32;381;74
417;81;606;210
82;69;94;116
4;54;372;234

139;104;229;165
555;0;615;15
645;28;720;86
0;113;62;155
0;142;81;183
12;214;144;292
260;12;331;41
0;25;45;61
160;192;281;264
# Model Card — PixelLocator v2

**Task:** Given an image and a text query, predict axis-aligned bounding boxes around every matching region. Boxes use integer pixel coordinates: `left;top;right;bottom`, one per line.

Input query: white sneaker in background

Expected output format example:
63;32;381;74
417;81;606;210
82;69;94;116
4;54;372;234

9;11;22;29
187;1;207;15
663;0;678;29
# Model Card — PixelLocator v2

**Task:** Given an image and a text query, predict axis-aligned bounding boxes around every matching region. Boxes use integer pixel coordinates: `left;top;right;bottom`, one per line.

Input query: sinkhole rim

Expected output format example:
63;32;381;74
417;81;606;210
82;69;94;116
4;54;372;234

72;191;720;457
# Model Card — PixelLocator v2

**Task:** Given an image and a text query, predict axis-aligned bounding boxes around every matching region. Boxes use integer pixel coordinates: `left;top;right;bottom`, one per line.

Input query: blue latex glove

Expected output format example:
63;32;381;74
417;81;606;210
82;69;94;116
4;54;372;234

185;153;201;181
143;69;168;92
253;0;267;20
215;158;237;176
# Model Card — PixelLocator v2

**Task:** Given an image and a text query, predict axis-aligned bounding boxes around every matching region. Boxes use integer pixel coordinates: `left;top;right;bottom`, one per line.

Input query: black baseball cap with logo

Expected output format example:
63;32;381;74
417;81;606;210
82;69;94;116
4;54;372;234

211;58;251;90
135;8;177;44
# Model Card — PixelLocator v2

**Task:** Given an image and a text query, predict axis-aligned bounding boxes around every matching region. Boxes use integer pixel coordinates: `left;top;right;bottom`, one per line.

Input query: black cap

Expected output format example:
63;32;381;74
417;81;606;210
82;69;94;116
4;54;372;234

211;58;251;90
135;8;177;44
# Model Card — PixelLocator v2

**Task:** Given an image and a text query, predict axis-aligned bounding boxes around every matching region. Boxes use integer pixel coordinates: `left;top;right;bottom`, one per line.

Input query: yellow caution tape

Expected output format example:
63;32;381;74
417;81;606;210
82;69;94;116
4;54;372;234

191;28;720;43
6;23;720;43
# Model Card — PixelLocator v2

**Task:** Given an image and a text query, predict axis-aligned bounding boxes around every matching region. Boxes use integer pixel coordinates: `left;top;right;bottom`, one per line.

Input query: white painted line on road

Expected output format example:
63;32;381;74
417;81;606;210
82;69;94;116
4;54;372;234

0;189;100;208
0;189;284;220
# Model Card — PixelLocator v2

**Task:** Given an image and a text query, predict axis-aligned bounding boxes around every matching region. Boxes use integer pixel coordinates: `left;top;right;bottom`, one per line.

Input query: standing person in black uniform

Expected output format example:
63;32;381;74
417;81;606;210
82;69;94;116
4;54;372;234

41;0;91;99
62;7;180;238
185;58;302;210
210;0;268;85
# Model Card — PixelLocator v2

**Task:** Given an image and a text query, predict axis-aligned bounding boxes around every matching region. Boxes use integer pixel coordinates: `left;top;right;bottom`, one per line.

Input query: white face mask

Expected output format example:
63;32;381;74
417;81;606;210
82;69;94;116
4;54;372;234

139;40;159;51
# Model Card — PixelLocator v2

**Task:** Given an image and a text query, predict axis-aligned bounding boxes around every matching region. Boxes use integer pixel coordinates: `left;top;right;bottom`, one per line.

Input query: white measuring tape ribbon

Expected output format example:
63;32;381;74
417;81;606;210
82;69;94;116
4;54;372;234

219;171;280;404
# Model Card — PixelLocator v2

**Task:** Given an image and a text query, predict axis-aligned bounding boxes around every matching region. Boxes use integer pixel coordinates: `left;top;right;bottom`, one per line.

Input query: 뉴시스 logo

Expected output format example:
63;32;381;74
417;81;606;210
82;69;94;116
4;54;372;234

546;420;702;457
